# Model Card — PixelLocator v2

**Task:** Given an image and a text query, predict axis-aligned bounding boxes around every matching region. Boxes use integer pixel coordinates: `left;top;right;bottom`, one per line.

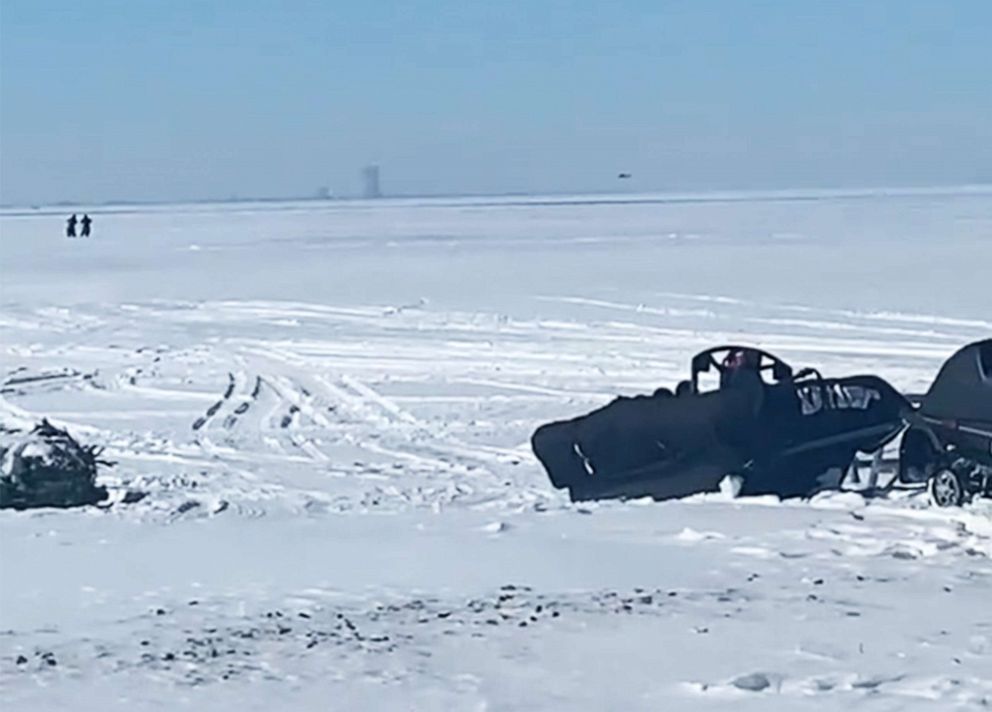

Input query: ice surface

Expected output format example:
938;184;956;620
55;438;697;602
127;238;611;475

1;189;990;710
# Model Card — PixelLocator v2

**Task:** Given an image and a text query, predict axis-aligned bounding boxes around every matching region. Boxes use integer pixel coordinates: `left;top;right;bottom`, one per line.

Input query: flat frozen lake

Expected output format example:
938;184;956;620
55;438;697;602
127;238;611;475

1;188;990;710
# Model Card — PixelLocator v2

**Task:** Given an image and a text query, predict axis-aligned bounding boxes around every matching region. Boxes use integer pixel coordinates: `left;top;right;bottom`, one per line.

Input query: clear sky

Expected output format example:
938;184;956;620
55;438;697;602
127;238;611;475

1;0;990;205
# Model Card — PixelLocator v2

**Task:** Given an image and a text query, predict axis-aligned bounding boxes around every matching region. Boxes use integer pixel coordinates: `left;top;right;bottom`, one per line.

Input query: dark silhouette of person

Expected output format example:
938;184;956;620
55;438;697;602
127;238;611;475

80;214;92;238
720;348;762;390
66;214;77;238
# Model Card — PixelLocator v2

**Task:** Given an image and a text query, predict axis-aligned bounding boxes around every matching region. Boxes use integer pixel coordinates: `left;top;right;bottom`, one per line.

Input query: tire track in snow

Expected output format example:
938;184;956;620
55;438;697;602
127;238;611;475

192;372;236;431
241;341;518;471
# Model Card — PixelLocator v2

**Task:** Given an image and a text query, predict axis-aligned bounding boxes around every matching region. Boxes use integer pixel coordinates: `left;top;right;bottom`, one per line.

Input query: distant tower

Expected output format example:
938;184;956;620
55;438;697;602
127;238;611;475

362;165;382;199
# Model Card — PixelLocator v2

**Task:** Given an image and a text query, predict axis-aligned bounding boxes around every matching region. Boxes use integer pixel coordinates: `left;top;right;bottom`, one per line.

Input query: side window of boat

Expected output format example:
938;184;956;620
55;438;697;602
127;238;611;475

980;342;992;380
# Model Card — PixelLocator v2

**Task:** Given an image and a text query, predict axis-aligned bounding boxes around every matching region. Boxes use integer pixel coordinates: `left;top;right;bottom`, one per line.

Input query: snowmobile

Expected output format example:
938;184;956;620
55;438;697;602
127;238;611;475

532;345;910;502
898;339;992;507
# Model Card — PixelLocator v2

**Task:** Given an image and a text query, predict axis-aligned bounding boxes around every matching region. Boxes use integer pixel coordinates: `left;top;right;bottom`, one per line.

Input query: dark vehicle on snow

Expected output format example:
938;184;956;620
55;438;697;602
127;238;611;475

532;346;910;502
899;339;992;507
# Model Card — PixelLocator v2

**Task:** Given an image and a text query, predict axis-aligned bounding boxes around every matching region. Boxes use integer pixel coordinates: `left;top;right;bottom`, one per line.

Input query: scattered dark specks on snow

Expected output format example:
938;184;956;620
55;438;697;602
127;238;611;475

5;586;774;686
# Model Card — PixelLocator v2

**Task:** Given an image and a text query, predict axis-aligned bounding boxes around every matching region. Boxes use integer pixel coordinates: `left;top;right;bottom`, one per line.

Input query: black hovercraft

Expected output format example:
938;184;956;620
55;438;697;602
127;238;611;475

531;346;911;502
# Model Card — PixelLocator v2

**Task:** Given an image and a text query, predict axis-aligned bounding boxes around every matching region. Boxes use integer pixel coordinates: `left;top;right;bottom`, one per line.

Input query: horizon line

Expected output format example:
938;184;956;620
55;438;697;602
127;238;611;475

2;181;991;215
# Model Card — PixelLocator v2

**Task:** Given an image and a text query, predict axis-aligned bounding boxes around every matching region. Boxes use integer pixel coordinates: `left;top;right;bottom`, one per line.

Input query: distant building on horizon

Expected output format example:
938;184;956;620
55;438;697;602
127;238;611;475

362;165;382;199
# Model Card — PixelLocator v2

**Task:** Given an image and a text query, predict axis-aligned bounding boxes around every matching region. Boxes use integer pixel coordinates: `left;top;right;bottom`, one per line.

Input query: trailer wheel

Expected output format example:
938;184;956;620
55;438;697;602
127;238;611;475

928;467;966;507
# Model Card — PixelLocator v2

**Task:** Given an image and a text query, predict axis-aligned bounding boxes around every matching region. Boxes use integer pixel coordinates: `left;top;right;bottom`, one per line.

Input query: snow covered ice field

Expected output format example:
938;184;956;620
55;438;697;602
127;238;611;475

1;188;991;710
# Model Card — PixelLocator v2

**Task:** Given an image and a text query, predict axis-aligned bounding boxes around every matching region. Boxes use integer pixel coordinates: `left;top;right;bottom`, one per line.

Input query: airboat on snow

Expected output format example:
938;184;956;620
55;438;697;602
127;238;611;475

532;345;911;503
532;339;992;506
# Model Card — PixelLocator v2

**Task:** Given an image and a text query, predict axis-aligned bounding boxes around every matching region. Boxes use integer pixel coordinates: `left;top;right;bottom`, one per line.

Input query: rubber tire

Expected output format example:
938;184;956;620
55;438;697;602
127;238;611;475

928;466;966;508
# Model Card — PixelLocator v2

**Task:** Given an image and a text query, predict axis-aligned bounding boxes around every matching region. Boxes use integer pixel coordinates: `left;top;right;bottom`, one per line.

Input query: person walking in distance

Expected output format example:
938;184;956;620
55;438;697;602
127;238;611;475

66;214;77;238
80;214;92;238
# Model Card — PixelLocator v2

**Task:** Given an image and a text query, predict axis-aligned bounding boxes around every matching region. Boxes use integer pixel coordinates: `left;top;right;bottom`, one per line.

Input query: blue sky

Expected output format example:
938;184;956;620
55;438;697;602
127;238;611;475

1;0;990;204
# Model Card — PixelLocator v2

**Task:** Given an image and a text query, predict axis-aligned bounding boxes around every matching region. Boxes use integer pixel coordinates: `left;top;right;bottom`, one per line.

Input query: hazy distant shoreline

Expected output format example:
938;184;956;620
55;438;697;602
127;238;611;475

3;183;991;218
